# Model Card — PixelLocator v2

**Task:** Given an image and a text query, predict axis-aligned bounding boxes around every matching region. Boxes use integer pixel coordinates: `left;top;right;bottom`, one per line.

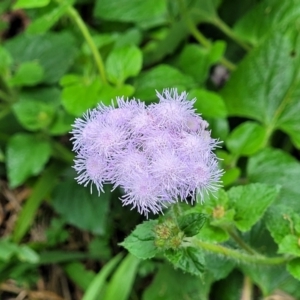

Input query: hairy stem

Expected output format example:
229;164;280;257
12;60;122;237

188;238;290;266
65;5;107;83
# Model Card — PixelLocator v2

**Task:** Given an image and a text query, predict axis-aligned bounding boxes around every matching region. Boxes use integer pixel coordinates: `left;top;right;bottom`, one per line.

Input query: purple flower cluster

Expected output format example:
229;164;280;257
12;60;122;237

71;89;222;216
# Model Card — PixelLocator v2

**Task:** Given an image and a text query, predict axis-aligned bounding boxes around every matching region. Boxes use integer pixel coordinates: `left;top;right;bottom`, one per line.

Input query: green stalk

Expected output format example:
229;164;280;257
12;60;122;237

189;238;290;266
64;5;107;83
187;19;236;71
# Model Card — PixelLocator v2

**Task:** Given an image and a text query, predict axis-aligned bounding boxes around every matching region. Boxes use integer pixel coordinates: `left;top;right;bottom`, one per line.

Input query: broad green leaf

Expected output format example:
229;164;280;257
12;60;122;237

164;247;205;276
189;89;227;118
234;0;300;45
94;0;167;29
64;262;96;291
13;100;55;131
227;183;280;232
248;148;300;211
7;134;52;188
5;32;77;83
143;264;213;300
103;254;140;300
134;65;195;101
9;61;44;86
221;167;240;187
287;258;300;281
98;84;134;104
51;179;110;235
61;77;101;116
27;1;73;34
83;254;122;300
12;163;62;243
121;220;158;259
13;0;50;9
190;0;222;22
226;121;267;156
105;45;142;85
0;46;12;74
178;213;206;237
221;29;300;148
278;235;300;256
17;245;39;263
48;108;74;135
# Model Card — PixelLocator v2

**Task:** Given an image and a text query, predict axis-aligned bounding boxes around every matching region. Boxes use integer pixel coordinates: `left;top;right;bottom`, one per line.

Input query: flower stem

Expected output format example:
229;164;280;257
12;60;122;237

187;19;236;71
189;238;290;265
211;17;252;52
65;5;107;83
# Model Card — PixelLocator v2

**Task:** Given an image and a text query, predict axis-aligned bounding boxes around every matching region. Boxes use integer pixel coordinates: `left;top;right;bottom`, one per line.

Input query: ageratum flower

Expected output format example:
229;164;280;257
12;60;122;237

71;88;223;216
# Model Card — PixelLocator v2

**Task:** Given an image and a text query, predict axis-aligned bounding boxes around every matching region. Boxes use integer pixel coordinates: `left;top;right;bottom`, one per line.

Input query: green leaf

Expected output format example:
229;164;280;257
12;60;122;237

103;254;140;300
134;65;195;101
278;235;300;256
82;254;122;300
9;61;44;86
13;100;55;131
221;28;300;148
248;148;300;211
0;46;12;74
17;245;39;263
13;0;50;9
94;0;167;29
51;179;110;235
27;1;73;34
190;0;222;22
189;89;227;118
143;264;213;300
49;108;74;135
178;213;206;237
12;163;62;243
64;262;96;291
61;76;101;116
226;121;267;156
287;258;300;281
234;0;300;45
227;183;280;232
221;167;240;187
165;247;205;276
5;32;77;83
106;45;142;85
121;220;158;259
7;134;52;188
0;240;18;261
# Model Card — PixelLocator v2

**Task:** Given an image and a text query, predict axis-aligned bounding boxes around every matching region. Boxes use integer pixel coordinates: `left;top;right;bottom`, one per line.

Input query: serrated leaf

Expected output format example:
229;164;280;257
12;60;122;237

134;65;195;101
7;134;51;188
278;235;300;256
221;28;300;148
226;121;267;156
106;45;142;85
178;213;206;237
248;148;300;211
121;220;158;259
9;61;44;86
234;0;300;45
5;32;77;83
227;183;280;232
94;0;167;29
165;247;205;276
51;180;110;235
189;89;227;118
287;258;300;281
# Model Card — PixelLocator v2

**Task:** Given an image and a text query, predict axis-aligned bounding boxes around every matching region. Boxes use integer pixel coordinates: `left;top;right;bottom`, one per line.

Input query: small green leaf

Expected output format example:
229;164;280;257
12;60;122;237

61;77;101;116
228;183;281;232
278;235;300;256
0;46;12;74
226;121;267;156
13;0;50;9
7;134;52;188
51;180;110;235
287;258;300;281
189;89;227;118
106;45;142;85
9;61;44;86
17;245;39;263
121;220;158;259
134;65;195;101
13;100;55;131
178;213;206;237
221;167;240;187
165;247;205;276
0;240;18;261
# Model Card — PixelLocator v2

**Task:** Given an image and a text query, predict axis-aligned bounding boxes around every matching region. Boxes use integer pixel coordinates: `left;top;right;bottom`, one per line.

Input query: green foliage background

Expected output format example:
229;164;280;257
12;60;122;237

1;0;300;299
